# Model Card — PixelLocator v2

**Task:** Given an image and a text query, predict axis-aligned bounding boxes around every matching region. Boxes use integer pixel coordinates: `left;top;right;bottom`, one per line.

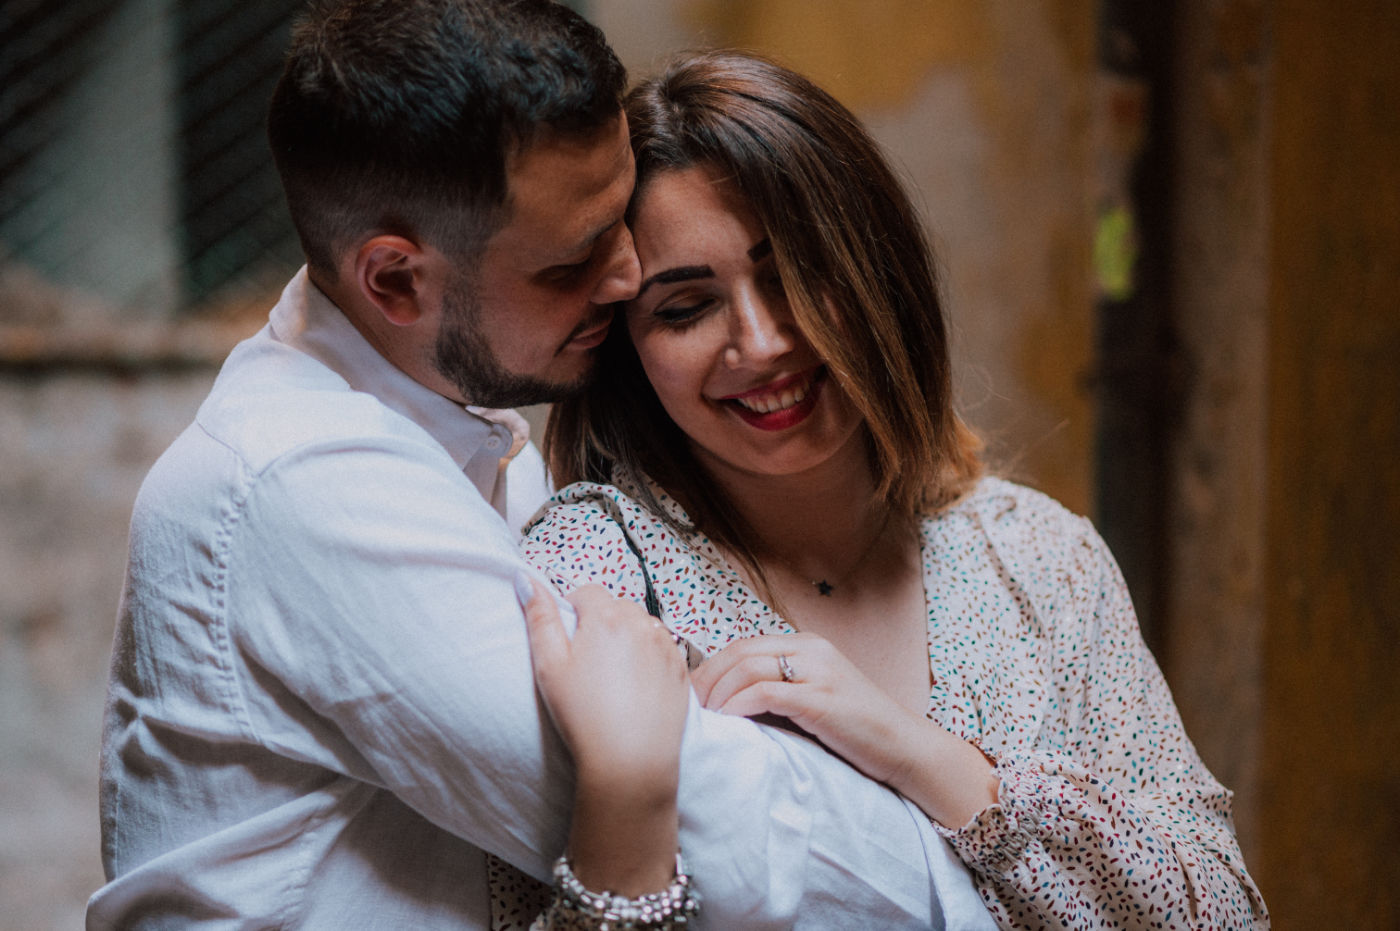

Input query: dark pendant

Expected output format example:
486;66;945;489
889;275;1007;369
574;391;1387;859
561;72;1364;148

814;579;834;596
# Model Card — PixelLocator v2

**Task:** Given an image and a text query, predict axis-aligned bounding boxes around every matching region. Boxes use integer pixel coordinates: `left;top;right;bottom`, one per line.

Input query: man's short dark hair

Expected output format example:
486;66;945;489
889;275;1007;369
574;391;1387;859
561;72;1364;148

267;0;626;273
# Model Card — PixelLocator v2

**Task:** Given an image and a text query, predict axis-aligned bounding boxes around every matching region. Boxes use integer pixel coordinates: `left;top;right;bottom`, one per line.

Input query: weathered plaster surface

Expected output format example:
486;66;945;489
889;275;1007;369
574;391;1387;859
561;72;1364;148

1;372;214;929
602;0;1099;510
1164;0;1272;856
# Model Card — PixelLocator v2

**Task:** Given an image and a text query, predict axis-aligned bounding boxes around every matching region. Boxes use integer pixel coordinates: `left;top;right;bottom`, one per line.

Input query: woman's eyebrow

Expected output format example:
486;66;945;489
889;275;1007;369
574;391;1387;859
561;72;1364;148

636;265;714;297
636;238;772;297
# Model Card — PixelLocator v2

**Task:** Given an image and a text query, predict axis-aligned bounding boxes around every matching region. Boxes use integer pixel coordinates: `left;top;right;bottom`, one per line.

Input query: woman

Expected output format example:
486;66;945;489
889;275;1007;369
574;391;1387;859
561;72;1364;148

523;50;1268;929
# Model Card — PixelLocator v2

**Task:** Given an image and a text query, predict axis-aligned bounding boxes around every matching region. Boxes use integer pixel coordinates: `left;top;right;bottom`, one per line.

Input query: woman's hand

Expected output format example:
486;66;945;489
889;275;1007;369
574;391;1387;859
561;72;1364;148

691;632;998;828
691;632;914;783
522;578;689;784
519;575;689;895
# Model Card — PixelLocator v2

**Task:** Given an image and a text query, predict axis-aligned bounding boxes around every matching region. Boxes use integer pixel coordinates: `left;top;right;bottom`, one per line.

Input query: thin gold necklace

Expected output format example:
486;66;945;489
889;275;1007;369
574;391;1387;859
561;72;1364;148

758;510;893;597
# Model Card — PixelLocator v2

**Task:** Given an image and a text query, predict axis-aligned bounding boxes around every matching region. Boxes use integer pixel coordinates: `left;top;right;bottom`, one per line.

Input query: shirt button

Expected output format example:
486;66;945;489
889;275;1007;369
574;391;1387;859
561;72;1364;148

485;435;504;451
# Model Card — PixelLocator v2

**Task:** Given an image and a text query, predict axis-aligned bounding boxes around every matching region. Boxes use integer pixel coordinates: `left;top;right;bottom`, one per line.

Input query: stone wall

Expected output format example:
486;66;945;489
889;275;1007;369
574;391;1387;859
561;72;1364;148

1;366;216;928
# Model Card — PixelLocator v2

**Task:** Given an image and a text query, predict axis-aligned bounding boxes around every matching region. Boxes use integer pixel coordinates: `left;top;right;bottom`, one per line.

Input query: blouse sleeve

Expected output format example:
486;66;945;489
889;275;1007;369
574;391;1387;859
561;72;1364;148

937;516;1270;930
520;491;654;607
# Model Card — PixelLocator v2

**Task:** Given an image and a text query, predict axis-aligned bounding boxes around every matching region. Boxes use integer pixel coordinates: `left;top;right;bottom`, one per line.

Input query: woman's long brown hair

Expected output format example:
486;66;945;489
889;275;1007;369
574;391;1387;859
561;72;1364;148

545;49;982;566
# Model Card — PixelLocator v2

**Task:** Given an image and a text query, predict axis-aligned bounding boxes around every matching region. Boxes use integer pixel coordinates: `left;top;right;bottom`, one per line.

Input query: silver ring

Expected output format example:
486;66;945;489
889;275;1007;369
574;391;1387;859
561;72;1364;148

777;654;796;683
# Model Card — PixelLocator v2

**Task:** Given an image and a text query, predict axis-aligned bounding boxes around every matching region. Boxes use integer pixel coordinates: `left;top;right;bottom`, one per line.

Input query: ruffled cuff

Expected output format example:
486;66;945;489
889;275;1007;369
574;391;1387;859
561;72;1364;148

933;753;1070;876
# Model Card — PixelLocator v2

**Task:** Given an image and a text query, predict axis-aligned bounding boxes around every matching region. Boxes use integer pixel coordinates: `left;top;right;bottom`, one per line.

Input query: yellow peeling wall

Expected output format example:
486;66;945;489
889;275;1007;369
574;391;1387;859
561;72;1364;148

596;0;1099;514
600;3;1400;927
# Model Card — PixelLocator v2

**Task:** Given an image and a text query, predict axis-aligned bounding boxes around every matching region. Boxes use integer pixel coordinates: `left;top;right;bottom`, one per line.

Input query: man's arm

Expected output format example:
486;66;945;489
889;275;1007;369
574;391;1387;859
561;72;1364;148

228;435;988;928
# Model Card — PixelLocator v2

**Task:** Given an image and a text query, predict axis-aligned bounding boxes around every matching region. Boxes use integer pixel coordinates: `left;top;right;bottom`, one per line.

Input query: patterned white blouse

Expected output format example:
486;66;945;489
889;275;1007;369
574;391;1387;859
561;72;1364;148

520;473;1269;930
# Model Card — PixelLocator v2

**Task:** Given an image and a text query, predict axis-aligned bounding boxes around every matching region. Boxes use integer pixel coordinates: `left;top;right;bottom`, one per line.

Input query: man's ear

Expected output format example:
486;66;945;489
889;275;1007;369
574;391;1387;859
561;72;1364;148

355;235;428;327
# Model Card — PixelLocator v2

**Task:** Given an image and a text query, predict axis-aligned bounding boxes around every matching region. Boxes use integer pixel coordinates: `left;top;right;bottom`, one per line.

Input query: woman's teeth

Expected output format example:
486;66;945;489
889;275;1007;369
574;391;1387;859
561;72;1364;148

733;375;811;414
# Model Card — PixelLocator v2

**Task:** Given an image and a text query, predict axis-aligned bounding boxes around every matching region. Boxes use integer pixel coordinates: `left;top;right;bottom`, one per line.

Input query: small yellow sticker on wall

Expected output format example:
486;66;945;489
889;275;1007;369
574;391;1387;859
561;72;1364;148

1094;203;1138;302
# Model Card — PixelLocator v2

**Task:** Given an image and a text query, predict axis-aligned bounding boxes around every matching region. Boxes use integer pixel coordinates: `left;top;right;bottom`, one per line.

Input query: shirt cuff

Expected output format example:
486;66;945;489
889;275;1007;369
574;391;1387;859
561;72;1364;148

933;753;1062;875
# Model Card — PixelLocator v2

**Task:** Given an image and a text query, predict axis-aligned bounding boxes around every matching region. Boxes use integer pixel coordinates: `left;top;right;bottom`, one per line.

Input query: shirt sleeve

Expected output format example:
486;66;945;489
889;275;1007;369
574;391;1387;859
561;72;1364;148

935;518;1270;930
225;439;992;930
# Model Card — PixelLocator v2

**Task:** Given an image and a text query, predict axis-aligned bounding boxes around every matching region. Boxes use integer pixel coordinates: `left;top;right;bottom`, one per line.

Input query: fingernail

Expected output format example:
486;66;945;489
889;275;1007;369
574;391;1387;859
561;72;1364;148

514;570;535;606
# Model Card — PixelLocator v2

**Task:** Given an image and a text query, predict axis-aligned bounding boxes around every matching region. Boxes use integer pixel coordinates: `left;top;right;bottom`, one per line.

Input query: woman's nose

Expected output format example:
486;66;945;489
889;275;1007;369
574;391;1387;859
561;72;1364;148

724;289;796;367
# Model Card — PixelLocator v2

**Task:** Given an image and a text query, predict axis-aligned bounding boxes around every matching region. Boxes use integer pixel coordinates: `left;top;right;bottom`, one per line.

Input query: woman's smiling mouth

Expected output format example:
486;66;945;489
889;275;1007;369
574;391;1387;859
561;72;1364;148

719;367;826;431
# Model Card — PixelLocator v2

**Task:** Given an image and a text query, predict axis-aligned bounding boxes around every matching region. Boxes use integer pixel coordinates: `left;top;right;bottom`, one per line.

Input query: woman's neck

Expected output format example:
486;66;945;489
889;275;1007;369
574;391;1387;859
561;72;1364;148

693;429;931;714
695;430;888;576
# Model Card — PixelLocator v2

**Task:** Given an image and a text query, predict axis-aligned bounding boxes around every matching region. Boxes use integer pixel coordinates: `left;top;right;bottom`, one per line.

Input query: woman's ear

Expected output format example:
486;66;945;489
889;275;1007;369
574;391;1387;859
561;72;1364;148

355;235;427;326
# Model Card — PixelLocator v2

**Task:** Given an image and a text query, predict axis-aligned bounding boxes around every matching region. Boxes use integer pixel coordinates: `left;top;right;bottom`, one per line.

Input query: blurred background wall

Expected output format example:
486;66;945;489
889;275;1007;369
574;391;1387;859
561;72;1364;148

1;1;1395;927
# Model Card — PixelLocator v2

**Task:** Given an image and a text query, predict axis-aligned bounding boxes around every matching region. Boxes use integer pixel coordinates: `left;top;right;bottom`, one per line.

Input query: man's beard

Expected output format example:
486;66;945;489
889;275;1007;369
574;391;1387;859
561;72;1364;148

433;280;593;408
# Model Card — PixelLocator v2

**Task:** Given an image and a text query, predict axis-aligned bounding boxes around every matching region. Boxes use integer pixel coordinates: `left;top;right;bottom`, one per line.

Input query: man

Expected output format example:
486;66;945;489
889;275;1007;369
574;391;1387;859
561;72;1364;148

88;1;992;927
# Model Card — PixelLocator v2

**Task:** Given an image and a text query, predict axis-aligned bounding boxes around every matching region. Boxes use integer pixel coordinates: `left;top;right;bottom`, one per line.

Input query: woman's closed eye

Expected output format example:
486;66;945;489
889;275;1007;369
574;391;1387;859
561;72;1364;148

654;297;716;328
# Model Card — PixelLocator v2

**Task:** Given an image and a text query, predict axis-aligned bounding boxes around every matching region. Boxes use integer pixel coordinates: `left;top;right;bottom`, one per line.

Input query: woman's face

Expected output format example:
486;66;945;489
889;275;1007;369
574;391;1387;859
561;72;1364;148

624;165;864;484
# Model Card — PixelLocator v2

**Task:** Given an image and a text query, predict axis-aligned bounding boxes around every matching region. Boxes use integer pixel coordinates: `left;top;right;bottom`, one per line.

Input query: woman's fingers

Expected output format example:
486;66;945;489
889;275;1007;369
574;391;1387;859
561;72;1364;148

691;639;757;706
533;582;690;784
518;572;568;683
695;633;913;787
567;585;679;651
717;679;804;721
692;633;820;707
692;634;790;702
567;582;644;626
700;652;793;710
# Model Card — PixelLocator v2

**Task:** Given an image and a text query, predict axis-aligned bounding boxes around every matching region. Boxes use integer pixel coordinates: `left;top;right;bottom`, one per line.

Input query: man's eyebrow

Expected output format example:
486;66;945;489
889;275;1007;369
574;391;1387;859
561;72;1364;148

637;265;714;297
747;238;772;261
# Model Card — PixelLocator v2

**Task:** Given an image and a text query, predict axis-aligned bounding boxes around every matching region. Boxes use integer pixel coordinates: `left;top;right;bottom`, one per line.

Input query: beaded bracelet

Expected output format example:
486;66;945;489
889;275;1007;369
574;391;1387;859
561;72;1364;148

536;851;701;930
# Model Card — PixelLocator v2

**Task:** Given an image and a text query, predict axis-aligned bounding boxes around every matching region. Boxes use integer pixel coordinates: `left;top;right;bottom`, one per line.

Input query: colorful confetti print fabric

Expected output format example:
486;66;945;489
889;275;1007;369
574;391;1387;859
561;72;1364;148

521;474;1269;930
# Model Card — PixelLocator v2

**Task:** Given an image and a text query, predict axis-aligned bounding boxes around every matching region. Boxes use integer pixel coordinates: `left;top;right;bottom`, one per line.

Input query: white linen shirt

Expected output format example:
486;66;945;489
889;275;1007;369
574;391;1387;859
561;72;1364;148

87;269;992;930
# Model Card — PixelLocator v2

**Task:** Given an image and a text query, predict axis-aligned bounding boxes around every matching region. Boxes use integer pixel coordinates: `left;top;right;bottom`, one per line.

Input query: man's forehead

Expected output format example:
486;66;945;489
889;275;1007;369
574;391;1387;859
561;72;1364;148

492;115;633;257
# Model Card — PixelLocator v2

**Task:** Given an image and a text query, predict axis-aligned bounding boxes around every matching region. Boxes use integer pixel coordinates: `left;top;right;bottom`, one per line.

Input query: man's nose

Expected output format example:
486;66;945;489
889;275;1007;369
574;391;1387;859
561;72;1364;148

590;225;641;304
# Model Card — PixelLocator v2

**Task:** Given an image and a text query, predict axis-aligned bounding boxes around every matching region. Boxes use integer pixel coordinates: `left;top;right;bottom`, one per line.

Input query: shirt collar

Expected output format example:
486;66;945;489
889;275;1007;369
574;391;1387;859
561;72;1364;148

266;267;523;473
